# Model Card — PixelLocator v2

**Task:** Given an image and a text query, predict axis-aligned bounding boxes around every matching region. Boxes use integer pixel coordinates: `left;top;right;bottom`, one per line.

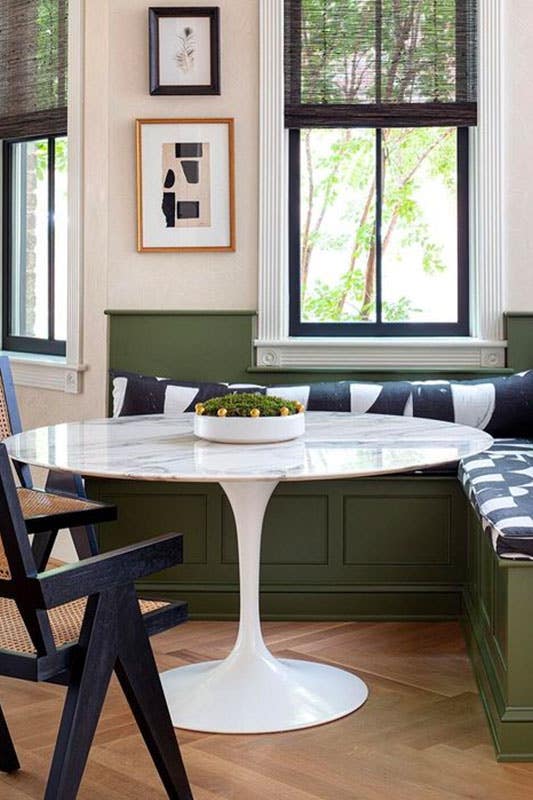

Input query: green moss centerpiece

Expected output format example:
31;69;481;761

193;393;305;444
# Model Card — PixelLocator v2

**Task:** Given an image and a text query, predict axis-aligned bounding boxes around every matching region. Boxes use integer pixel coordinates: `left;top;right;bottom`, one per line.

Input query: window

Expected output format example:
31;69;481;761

289;127;469;336
285;0;477;338
3;135;68;355
0;1;68;357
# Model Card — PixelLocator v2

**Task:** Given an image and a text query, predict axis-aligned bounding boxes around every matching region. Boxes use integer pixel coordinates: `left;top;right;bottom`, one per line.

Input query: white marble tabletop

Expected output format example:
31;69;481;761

4;412;493;483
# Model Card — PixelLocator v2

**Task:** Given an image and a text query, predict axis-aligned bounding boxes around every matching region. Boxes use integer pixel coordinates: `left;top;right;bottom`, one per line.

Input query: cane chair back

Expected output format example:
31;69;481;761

0;446;56;655
0;357;32;489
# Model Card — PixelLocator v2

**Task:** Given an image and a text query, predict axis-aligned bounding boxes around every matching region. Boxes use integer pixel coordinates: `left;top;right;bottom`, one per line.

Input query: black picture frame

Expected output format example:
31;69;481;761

149;7;221;96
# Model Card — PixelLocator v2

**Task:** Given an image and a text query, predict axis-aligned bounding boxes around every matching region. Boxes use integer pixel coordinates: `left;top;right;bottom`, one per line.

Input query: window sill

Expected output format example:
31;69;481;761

2;352;87;394
254;337;508;371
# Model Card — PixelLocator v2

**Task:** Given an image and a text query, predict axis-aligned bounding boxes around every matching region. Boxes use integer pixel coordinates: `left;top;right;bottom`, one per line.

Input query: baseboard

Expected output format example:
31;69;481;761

463;600;533;761
139;582;463;620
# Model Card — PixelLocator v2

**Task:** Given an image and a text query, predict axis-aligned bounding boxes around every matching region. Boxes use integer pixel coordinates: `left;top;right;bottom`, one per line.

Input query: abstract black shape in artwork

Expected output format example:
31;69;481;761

175;143;203;158
162;192;176;227
164;169;176;188
161;140;210;230
181;161;199;184
177;201;200;220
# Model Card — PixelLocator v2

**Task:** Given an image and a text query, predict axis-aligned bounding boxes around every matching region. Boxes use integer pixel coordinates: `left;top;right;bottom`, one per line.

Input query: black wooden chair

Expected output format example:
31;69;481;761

0;356;114;569
0;444;193;799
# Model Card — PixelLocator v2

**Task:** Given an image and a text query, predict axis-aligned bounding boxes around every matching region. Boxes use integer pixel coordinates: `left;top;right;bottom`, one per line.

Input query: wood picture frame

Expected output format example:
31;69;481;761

149;7;221;96
136;118;236;253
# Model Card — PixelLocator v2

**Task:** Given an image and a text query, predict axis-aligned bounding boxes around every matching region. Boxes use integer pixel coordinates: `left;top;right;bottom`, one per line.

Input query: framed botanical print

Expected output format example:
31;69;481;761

136;118;236;253
149;7;220;95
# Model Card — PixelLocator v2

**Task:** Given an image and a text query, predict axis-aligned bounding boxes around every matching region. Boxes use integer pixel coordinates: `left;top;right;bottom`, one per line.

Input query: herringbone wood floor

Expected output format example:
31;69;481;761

2;620;533;799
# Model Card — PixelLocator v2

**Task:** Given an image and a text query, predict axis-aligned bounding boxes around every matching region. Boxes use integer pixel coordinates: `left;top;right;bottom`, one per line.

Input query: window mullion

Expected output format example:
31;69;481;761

457;127;470;333
376;129;383;325
376;0;382;106
47;136;55;343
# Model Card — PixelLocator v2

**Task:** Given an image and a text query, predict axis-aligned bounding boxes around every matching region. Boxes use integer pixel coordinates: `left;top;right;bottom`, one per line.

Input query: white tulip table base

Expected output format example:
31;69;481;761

160;648;368;734
160;479;368;734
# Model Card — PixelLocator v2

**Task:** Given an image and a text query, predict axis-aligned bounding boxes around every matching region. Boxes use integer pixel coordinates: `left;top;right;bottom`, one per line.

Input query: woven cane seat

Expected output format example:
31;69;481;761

17;487;104;520
0;376;13;441
0;547;9;580
0;595;168;655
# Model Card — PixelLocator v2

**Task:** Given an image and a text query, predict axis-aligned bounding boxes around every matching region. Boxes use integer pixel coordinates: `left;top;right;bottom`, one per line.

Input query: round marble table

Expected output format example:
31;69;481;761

5;412;492;734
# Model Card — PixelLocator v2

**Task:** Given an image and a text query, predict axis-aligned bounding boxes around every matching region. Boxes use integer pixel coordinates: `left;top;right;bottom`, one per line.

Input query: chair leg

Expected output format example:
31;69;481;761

31;525;98;569
0;704;19;774
115;586;193;800
32;530;58;572
44;592;117;800
45;470;100;559
70;524;99;560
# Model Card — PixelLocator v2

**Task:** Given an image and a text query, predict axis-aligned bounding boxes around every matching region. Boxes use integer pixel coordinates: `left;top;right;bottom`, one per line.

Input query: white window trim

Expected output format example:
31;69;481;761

3;0;86;393
256;0;506;370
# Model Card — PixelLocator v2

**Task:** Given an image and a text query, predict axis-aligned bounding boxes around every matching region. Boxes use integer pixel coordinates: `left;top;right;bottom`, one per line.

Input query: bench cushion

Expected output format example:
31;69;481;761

459;439;533;560
112;372;228;416
112;370;533;438
232;373;533;438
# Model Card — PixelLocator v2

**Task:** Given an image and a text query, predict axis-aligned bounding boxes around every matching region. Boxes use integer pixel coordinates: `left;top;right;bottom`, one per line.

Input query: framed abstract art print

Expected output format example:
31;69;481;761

149;7;220;95
136;118;235;253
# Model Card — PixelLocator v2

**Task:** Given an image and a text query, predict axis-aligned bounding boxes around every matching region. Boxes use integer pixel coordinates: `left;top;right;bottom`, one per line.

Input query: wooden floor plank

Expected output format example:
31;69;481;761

1;621;533;799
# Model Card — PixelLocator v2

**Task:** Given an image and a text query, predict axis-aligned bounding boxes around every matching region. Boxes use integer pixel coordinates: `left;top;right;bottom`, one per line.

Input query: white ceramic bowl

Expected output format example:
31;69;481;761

193;413;305;444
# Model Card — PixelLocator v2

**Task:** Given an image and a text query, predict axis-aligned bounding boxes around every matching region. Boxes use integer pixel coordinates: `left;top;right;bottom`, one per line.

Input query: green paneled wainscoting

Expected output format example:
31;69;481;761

87;476;467;620
99;309;533;760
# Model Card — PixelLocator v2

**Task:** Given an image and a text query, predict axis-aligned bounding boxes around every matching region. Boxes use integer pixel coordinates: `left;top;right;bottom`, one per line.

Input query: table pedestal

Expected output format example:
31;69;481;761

160;480;368;734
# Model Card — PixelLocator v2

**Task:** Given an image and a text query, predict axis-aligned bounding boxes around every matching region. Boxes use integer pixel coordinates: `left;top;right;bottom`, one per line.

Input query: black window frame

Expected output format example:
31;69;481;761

2;132;67;357
288;126;470;338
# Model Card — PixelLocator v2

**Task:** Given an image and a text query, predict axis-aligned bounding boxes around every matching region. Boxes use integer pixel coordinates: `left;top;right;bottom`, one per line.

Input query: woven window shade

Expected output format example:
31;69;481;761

285;0;477;128
0;0;68;139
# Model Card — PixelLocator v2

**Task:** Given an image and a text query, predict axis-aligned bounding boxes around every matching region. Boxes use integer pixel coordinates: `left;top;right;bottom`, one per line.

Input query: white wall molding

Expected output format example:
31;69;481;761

258;0;288;343
256;0;506;369
256;339;506;370
9;355;87;393
469;0;506;342
65;0;85;380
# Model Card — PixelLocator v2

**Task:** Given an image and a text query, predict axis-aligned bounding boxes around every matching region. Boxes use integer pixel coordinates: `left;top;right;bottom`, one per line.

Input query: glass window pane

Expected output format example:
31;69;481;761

300;128;377;324
9;139;49;339
381;128;458;323
54;136;68;341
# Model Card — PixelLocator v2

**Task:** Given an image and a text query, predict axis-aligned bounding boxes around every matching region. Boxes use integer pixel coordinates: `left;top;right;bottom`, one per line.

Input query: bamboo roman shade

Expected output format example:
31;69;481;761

285;0;477;128
0;0;68;139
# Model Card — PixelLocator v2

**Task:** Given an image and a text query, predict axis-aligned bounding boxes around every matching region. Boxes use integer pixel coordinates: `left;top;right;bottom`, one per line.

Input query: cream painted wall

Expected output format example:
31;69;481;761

15;0;533;436
503;1;533;310
107;0;258;310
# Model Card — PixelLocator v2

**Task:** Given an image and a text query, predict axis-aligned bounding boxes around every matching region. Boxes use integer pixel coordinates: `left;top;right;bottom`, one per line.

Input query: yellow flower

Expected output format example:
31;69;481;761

250;409;261;418
217;408;228;417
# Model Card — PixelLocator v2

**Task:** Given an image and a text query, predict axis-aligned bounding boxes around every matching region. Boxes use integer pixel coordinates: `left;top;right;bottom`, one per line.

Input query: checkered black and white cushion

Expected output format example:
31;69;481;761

111;371;533;438
459;439;533;560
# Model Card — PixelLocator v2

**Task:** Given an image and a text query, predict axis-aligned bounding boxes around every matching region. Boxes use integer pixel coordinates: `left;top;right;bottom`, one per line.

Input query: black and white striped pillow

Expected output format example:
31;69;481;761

111;372;229;417
111;371;533;438
224;374;533;437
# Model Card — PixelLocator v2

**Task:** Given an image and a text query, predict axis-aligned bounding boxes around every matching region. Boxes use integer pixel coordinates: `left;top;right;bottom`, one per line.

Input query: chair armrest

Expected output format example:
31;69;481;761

33;532;183;609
